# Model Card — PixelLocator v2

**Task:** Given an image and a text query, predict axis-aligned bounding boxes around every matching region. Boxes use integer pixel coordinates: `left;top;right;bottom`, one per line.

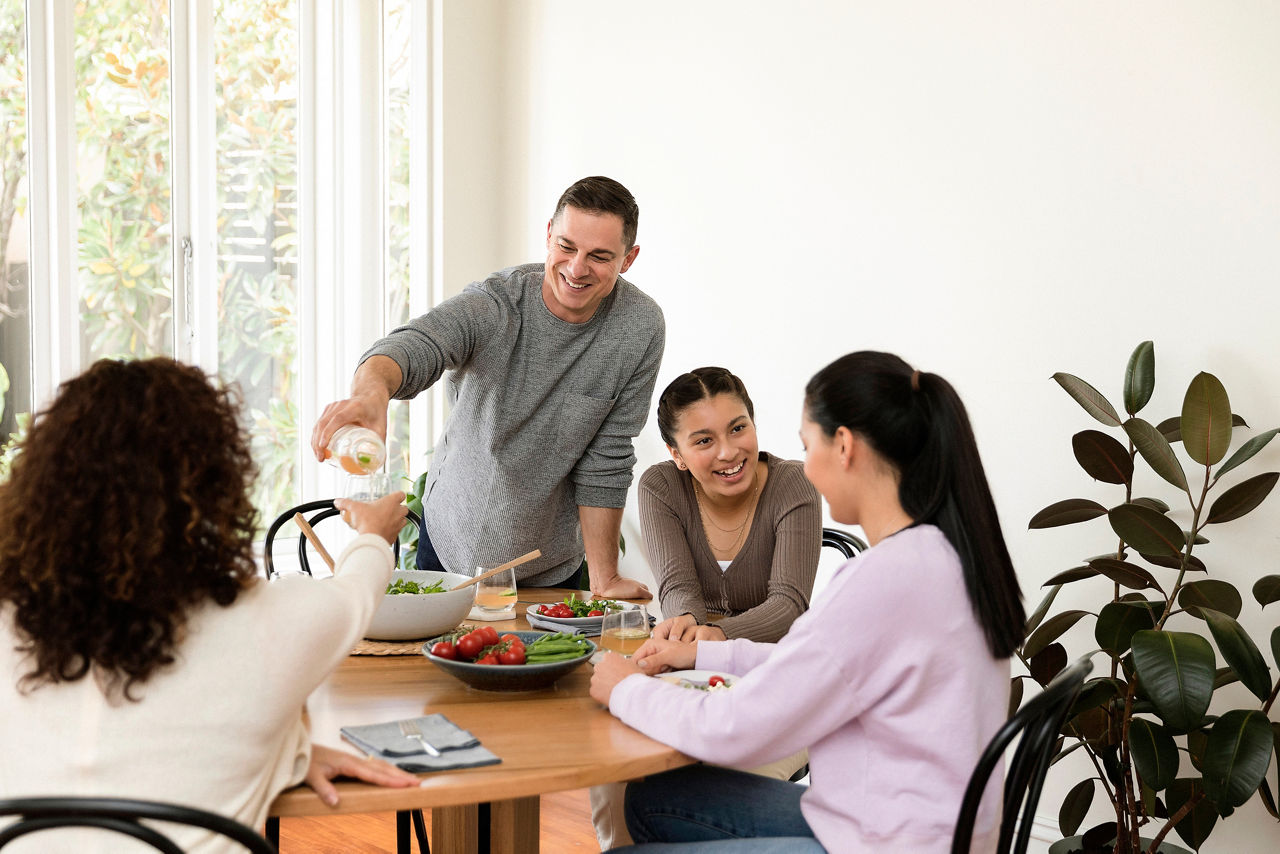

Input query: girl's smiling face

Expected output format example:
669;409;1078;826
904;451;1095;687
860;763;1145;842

669;393;760;500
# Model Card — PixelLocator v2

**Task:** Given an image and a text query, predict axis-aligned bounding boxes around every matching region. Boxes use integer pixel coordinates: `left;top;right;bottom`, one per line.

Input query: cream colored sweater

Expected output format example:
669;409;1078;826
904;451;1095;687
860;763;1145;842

0;534;394;853
638;453;821;642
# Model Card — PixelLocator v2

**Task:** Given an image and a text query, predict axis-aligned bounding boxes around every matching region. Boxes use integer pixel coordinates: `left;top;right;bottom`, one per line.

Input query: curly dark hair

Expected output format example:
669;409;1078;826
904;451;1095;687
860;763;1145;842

0;358;260;698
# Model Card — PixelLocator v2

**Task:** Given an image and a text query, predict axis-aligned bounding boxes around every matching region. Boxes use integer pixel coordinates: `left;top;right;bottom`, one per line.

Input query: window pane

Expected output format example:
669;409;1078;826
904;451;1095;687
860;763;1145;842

214;0;299;521
385;0;413;481
0;0;29;469
75;0;173;360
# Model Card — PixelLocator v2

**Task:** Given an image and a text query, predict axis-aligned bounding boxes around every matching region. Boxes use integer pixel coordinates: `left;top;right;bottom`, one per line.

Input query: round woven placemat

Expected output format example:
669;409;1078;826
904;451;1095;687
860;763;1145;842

351;639;427;656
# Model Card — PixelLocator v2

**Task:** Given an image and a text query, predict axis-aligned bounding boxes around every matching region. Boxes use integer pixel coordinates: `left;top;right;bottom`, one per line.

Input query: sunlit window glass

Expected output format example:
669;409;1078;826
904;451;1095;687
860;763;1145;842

0;0;30;474
385;0;413;482
214;0;299;520
75;0;173;361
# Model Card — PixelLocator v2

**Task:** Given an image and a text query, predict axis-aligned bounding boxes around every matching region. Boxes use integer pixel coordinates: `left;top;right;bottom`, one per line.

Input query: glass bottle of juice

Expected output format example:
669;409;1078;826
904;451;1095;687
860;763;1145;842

325;425;386;475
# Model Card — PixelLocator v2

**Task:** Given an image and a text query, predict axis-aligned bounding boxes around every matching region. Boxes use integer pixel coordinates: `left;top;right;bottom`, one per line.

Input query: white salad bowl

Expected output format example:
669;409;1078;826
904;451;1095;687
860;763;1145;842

364;569;475;641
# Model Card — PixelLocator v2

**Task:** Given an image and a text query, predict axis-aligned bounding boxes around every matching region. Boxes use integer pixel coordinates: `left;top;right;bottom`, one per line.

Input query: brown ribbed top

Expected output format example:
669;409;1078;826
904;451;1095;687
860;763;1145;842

638;452;822;642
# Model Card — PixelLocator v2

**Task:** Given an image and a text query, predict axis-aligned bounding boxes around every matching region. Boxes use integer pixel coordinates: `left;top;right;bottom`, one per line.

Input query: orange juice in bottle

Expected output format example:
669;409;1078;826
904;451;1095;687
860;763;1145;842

325;426;386;475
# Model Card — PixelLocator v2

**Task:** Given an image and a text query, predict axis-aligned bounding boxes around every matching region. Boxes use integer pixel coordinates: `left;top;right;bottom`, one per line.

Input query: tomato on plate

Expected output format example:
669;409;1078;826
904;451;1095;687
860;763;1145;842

455;633;484;660
476;626;500;646
429;641;457;660
476;652;500;666
708;675;726;688
498;644;526;665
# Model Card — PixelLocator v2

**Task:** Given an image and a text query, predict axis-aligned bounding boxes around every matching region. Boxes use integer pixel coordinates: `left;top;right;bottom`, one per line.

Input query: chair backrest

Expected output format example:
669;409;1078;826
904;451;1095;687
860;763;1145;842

820;527;868;559
263;499;424;579
0;797;275;853
951;657;1094;854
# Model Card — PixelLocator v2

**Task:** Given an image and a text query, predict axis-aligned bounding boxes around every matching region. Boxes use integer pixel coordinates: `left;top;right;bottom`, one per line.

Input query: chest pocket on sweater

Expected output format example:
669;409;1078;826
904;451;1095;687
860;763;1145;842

555;392;616;455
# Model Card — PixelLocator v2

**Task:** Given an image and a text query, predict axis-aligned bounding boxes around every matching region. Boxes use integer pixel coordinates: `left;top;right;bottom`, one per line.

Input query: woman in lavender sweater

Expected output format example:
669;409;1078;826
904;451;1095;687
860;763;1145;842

590;351;1026;853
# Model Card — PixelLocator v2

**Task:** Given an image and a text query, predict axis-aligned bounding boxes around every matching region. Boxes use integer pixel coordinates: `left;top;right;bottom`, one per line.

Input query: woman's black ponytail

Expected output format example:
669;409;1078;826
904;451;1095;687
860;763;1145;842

805;353;1025;658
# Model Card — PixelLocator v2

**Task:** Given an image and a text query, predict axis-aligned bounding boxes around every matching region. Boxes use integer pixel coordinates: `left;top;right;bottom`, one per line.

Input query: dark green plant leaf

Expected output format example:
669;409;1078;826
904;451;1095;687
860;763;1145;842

1054;372;1123;426
1095;600;1159;655
1215;427;1280;481
1158;416;1182;443
1167;778;1218;850
1124;418;1189;492
1187;729;1209;772
1124;340;1156;416
1178;580;1243;619
1030;642;1067;687
1203;709;1274;811
1109;503;1186;559
1254;575;1280;608
1008;677;1024;719
1067;706;1112;743
1044;565;1101;586
1205;471;1279;524
1088;558;1162;592
1213;666;1240;690
1131;496;1171;513
1024;585;1061;635
1070;677;1123;718
1072;430;1134;485
1131;630;1216;733
1130;717;1179;790
1060;778;1096;837
1141;551;1207;573
1273;626;1280;671
1081;821;1119;850
1200;608;1272;702
1182;372;1233;466
1029;498;1109;529
1260;778;1279;820
1025;609;1090;658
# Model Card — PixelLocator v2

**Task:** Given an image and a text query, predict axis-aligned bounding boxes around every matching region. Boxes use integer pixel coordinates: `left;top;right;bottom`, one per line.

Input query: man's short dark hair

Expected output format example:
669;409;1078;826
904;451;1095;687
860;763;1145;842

552;176;639;250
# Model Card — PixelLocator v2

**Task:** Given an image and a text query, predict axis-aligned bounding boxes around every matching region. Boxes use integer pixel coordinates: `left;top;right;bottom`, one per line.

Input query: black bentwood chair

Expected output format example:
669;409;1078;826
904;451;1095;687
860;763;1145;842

0;797;275;853
820;527;868;559
950;656;1094;854
262;499;425;579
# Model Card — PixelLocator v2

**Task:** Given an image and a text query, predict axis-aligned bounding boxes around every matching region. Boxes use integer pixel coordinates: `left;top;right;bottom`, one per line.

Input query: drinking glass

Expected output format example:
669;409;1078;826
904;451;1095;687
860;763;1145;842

474;565;517;616
339;472;394;525
600;605;650;658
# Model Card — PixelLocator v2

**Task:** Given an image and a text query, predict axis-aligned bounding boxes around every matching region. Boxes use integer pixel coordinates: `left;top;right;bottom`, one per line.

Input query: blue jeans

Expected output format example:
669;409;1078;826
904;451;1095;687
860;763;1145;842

610;766;826;853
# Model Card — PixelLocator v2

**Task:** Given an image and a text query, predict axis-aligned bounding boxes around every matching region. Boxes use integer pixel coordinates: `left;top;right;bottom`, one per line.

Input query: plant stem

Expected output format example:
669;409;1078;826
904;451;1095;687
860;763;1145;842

1144;790;1204;854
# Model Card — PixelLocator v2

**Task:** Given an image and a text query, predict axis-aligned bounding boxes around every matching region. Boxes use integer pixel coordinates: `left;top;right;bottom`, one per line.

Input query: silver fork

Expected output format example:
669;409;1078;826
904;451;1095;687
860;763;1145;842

398;718;441;757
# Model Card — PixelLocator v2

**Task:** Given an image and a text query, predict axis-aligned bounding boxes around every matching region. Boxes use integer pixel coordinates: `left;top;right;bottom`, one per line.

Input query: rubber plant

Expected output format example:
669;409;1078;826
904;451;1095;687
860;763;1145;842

1020;341;1280;853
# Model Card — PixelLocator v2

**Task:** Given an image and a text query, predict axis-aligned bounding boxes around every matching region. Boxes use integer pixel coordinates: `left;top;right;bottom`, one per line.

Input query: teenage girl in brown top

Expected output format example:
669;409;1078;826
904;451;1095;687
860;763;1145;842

640;367;822;643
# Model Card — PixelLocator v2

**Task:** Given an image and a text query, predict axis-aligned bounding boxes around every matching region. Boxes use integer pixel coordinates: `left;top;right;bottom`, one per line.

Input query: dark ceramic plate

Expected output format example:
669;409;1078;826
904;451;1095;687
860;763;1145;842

422;630;595;692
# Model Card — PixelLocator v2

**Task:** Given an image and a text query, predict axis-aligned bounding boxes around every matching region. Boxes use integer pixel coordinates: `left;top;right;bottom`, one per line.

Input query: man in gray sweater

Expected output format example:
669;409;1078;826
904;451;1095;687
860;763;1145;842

311;177;663;599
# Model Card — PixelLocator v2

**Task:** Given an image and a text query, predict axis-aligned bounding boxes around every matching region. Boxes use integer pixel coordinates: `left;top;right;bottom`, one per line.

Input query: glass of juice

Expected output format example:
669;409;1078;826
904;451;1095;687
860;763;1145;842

339;473;394;525
600;606;650;658
475;565;517;617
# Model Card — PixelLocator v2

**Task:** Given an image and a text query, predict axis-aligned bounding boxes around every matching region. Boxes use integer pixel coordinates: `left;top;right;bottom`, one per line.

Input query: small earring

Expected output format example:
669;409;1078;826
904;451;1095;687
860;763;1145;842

676;461;687;470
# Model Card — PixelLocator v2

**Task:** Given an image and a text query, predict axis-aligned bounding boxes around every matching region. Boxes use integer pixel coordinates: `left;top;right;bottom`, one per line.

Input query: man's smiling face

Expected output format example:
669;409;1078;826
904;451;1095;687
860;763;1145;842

542;205;640;324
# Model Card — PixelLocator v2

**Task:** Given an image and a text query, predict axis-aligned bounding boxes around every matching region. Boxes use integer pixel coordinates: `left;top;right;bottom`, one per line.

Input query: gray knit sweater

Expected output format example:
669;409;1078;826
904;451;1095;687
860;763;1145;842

638;453;821;641
363;264;665;585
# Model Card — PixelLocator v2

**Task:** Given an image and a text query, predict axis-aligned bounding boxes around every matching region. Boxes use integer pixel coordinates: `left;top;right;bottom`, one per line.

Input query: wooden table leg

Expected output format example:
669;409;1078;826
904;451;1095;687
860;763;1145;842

489;796;540;854
432;804;479;854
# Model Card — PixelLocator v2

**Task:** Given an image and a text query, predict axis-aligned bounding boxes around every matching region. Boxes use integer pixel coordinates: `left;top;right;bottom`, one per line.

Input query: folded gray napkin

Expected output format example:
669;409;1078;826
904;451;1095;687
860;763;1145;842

340;714;501;773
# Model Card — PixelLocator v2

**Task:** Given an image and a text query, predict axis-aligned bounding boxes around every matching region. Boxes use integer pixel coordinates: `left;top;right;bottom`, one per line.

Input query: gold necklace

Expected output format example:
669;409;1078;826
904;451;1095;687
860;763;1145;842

693;466;761;554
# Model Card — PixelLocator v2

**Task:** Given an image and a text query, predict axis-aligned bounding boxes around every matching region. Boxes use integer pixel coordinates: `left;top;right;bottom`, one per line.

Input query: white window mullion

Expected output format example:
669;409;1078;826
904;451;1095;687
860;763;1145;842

299;0;384;500
168;0;218;374
411;0;440;462
25;0;79;410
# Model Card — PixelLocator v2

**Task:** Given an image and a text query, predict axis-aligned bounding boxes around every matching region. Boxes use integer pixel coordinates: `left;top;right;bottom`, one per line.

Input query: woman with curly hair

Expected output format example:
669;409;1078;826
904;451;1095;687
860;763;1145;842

0;357;419;850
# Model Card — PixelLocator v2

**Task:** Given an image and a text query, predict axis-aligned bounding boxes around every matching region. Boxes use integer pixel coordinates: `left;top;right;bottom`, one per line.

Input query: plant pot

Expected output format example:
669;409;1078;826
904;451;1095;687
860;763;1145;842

1048;836;1193;854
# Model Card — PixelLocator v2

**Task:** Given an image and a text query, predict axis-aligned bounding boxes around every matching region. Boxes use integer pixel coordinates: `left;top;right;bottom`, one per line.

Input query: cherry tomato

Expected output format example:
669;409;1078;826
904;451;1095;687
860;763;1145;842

456;633;483;660
500;633;522;645
588;609;604;617
476;626;500;646
538;605;551;615
708;675;726;688
498;644;526;665
429;641;457;660
476;652;500;666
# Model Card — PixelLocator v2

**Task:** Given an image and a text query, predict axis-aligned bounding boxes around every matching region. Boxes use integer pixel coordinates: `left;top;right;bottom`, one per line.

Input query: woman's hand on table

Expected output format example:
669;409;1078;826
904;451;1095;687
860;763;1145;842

305;744;420;807
334;492;407;543
590;652;644;706
632;637;698;674
653;614;727;643
591;574;653;601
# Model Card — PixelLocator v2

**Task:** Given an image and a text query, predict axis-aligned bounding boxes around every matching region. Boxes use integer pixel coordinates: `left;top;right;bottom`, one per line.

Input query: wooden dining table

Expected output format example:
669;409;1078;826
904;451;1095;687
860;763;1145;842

268;588;691;854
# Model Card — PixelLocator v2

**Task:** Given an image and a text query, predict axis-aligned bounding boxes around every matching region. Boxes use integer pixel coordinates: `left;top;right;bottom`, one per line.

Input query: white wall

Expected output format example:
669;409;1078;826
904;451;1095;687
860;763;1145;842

437;2;1280;849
